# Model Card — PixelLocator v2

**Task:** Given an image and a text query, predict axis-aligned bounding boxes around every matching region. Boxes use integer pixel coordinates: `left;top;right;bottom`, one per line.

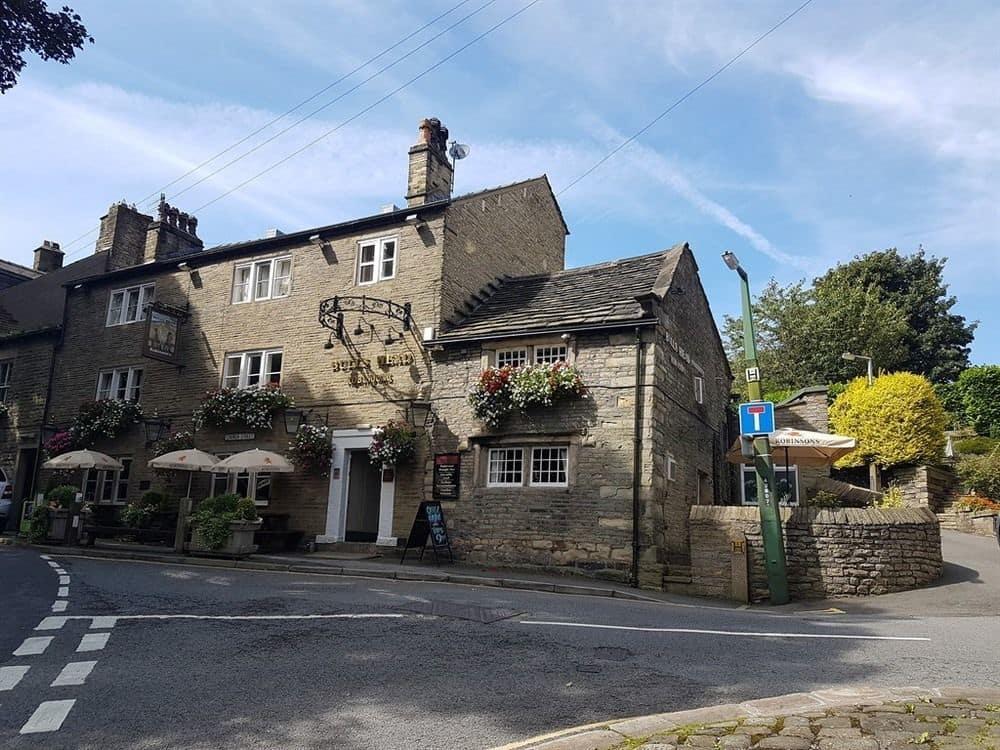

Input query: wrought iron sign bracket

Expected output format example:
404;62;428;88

319;295;412;343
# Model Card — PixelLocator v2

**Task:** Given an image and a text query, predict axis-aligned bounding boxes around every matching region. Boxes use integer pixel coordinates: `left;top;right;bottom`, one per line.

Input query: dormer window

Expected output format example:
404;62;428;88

107;283;154;326
232;257;291;303
357;237;397;285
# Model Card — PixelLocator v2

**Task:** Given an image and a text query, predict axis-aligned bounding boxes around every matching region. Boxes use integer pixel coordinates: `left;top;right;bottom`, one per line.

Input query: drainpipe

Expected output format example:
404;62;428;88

631;326;645;588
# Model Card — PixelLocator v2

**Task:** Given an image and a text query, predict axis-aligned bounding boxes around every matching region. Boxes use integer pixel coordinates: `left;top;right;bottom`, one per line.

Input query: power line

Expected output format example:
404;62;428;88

556;0;815;197
56;0;478;258
191;0;542;216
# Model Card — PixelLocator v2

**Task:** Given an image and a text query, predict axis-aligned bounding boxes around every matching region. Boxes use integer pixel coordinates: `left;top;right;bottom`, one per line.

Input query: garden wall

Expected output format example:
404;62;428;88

689;505;942;601
954;510;998;538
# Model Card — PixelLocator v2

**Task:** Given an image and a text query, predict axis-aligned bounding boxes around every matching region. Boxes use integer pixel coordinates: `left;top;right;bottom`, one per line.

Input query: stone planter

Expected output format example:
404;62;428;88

46;508;74;543
188;519;262;557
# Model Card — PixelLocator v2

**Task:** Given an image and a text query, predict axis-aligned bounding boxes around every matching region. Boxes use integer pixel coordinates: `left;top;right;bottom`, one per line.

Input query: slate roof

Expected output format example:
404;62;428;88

0;253;107;339
435;244;687;342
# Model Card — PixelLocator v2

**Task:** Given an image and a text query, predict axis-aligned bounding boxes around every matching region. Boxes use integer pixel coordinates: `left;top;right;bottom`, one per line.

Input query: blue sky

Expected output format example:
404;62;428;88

2;1;996;363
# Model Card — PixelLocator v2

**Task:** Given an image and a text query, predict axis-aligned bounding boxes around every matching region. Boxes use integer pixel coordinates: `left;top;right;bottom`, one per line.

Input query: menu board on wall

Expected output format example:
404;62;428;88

432;453;461;500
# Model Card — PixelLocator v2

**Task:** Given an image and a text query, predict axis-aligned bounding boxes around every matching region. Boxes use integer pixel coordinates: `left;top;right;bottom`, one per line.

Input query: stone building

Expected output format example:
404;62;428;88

1;117;732;589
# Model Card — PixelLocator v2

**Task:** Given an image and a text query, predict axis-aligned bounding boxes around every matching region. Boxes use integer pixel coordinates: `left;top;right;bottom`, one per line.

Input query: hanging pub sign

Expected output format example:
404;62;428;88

142;305;183;364
432;453;461;500
400;501;454;565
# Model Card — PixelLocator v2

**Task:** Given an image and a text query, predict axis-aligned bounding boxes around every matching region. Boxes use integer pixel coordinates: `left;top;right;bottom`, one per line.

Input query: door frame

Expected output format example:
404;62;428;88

318;427;397;546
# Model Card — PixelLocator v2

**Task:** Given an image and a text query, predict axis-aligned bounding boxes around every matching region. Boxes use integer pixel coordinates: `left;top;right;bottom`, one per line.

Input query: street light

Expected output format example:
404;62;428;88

842;351;879;490
722;250;789;605
841;352;874;386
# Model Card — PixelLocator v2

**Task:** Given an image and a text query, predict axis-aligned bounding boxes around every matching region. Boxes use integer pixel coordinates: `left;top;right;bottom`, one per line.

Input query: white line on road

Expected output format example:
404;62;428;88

20;699;76;734
90;616;118;629
58;586;69;597
14;636;54;656
77;632;111;652
51;600;68;612
40;554;51;560
58;575;70;585
85;613;408;622
47;560;60;568
51;661;97;687
54;568;67;575
0;665;30;690
36;616;67;631
519;620;932;642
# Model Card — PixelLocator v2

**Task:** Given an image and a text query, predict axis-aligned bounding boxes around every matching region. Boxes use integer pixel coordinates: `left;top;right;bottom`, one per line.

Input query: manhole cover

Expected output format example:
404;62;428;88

395;601;523;623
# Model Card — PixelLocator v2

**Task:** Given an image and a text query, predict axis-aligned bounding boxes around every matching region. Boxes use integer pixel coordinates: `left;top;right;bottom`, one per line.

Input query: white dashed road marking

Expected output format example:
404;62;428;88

0;665;30;691
519;620;932;642
14;636;54;656
58;586;69;597
77;632;111;652
54;568;67;575
51;600;68;613
58;575;70;585
20;699;76;734
90;616;118;629
51;661;97;687
47;560;60;568
36;616;67;631
40;554;51;560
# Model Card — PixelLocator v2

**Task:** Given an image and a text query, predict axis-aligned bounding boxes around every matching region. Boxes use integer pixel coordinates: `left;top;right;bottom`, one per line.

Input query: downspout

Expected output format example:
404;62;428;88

631;326;645;588
29;300;69;511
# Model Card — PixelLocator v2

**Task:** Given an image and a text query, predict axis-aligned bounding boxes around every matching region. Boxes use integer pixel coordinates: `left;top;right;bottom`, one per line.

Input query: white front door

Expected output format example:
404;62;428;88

319;428;397;546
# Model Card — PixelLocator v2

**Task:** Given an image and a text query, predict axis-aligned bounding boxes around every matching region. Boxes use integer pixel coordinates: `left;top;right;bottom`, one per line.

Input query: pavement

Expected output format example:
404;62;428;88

500;687;1000;750
0;530;996;748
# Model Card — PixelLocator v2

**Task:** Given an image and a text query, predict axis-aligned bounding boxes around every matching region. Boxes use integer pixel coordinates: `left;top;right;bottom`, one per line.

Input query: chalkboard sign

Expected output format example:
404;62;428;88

400;501;454;565
432;453;461;499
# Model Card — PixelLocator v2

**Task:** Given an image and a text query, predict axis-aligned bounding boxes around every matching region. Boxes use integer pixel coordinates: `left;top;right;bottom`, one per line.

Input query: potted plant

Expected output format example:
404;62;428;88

43;484;81;543
187;494;261;557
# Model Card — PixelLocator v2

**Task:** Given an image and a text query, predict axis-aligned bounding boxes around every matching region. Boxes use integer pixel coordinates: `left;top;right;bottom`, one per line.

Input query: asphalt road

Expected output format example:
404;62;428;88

0;532;997;750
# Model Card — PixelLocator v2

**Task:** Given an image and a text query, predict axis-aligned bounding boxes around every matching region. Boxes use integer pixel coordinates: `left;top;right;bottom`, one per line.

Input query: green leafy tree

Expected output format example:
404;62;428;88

829;373;948;469
725;248;976;396
954;365;1000;437
0;1;92;93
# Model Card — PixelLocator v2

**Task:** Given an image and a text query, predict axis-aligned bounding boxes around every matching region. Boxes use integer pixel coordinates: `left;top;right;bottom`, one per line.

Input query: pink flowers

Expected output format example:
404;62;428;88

469;363;586;427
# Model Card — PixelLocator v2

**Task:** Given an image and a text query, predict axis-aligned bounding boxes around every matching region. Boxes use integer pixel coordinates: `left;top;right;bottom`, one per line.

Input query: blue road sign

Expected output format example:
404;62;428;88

739;401;775;436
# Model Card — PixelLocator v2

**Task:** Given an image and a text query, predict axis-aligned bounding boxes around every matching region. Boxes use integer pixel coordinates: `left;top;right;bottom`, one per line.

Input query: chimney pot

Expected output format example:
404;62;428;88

34;240;65;273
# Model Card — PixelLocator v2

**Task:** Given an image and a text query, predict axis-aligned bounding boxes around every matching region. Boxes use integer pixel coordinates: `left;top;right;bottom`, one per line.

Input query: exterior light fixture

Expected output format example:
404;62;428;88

283;408;305;435
721;250;740;271
142;417;171;446
406;400;434;429
842;352;874;385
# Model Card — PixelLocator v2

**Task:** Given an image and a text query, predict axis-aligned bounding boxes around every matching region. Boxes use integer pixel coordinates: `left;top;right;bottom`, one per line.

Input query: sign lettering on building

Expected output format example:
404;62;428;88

332;351;416;388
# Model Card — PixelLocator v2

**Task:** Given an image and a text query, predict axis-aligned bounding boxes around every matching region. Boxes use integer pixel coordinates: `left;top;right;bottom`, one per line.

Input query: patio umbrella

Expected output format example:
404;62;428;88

210;449;294;474
42;450;124;508
726;428;856;467
147;448;220;499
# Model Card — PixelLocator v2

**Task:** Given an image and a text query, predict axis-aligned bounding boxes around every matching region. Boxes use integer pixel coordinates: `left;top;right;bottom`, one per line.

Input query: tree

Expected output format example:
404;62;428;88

955;365;1000;437
0;1;92;93
724;248;976;396
829;373;948;469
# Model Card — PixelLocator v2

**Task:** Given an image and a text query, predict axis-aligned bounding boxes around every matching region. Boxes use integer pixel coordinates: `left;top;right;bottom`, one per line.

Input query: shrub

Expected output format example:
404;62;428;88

288;424;333;475
27;504;50;543
956;365;1000;437
955;496;1000;513
956;450;1000;500
193;386;293;430
369;421;416;468
875;484;905;509
140;490;176;511
829;373;948;469
810;490;841;508
189;494;259;550
45;484;79;509
121;502;154;528
953;436;1000;456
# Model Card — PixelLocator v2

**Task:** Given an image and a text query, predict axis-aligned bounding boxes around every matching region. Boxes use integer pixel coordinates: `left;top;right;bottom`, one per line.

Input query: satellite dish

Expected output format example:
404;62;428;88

448;142;470;161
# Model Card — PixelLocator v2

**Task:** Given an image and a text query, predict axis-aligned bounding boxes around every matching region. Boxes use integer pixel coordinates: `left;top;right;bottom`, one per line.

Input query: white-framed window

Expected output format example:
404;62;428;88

357;237;397;285
530;446;568;486
211;453;271;506
232;256;292;303
694;375;704;404
84;457;132;505
106;283;154;326
667;454;678;482
96;367;143;402
534;345;568;365
496;349;528;368
487;447;524;487
222;349;283;389
0;361;12;403
741;465;799;506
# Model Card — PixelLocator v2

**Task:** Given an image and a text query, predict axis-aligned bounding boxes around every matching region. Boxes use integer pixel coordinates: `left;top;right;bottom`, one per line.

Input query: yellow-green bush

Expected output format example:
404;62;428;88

829;373;948;469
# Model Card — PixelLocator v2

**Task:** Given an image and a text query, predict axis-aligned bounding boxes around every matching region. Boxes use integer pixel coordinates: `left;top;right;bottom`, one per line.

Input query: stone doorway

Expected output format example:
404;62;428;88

345;450;381;542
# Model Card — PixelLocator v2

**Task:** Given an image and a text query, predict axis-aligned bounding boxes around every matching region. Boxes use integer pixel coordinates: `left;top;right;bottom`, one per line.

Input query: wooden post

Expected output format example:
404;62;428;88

174;497;192;554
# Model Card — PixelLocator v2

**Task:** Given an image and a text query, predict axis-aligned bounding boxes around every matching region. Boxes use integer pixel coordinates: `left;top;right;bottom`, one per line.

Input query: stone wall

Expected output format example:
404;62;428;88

689;505;942;600
954;510;998;537
888;464;960;512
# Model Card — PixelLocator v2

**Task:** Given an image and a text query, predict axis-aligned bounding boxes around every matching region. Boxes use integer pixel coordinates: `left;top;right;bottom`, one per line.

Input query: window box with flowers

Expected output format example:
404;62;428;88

50;399;144;451
369;421;416;468
469;362;586;427
193;385;294;431
288;425;333;475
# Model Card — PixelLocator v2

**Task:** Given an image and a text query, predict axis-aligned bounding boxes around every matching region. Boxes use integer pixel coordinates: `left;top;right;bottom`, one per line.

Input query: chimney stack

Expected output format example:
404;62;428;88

406;117;453;207
33;240;64;273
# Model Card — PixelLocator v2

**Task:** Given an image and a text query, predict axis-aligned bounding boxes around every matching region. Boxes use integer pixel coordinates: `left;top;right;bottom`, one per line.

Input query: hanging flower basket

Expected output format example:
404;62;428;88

193;385;293;430
369;421;416;468
43;429;78;458
469;362;585;426
152;429;196;458
288;424;333;475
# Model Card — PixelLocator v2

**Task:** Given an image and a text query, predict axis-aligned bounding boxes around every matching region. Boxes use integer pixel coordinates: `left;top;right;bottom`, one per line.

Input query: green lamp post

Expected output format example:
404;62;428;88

722;250;790;605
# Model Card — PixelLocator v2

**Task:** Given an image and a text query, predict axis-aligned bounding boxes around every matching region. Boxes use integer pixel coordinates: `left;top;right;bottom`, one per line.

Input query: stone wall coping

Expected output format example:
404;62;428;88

689;505;939;526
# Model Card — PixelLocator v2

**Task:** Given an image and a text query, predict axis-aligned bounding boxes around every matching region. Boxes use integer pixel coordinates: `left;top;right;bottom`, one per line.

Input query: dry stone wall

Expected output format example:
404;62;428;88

689;505;942;600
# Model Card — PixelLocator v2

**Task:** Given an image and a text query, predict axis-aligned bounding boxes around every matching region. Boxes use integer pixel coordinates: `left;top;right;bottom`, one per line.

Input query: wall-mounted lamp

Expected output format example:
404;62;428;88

142;417;171;446
406;400;435;429
283;408;305;435
405;213;427;230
